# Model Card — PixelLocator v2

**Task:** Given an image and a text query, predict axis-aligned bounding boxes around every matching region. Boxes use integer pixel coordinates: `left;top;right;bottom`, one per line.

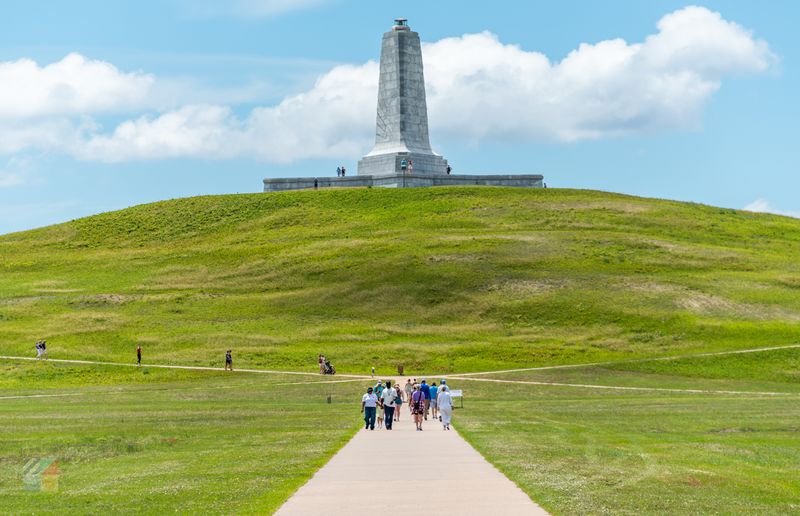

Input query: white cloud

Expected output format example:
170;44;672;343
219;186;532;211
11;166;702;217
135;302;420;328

0;53;154;119
75;63;378;163
424;6;774;142
743;199;800;219
0;6;777;163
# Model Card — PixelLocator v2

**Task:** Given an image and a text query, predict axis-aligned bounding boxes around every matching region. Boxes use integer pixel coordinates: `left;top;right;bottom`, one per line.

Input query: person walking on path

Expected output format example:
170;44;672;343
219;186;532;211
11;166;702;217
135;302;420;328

381;380;396;430
429;382;439;421
225;350;233;371
361;386;378;430
40;341;48;360
374;381;385;429
394;383;403;421
437;385;453;430
35;341;43;359
319;355;325;374
136;345;142;367
404;379;414;413
411;384;425;431
420;379;431;420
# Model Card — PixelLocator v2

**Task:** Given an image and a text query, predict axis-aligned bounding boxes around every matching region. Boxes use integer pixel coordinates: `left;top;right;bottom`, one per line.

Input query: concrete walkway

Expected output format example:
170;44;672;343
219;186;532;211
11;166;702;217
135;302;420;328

276;379;548;516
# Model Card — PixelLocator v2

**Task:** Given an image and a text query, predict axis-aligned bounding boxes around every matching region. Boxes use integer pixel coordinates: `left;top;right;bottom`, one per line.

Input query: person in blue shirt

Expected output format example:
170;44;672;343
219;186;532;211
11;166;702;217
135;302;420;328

429;382;439;421
420;380;431;421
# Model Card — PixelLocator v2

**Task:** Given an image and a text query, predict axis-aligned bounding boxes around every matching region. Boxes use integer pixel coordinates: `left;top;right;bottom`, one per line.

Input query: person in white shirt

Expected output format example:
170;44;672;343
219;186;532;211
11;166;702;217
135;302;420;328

381;380;397;430
361;387;378;430
437;385;453;430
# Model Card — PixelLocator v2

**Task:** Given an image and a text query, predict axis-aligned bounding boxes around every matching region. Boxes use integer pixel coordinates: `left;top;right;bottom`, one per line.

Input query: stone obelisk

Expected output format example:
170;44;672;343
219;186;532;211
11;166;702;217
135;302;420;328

357;18;448;176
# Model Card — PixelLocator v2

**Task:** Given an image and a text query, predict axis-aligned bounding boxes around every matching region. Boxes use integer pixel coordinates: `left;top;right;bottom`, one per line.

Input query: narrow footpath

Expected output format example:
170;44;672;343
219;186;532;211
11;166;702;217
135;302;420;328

275;378;548;516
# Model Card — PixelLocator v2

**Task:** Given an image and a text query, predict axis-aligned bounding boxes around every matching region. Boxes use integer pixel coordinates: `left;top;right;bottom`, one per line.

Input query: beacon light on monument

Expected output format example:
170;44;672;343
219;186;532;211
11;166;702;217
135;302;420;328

263;19;544;191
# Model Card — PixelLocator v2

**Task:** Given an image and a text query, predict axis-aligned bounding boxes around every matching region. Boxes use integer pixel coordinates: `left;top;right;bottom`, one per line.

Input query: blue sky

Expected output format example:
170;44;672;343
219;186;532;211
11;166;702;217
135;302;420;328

0;0;797;234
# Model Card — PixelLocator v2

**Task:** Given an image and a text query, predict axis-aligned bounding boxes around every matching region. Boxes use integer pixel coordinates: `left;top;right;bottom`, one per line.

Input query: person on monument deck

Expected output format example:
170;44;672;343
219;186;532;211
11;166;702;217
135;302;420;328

341;166;346;176
336;166;341;177
446;165;452;175
400;159;408;172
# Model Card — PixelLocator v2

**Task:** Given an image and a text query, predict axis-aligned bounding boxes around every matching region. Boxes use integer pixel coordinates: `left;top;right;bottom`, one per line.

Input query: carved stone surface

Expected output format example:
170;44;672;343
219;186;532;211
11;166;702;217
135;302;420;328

358;21;448;176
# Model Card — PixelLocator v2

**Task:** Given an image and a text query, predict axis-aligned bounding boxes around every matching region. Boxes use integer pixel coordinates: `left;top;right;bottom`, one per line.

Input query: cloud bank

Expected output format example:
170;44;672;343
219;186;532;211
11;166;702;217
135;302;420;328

0;6;776;163
743;199;800;219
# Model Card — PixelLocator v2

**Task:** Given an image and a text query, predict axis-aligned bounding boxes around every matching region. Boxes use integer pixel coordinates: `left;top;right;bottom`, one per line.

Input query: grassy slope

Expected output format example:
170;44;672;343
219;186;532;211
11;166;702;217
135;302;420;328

1;187;799;374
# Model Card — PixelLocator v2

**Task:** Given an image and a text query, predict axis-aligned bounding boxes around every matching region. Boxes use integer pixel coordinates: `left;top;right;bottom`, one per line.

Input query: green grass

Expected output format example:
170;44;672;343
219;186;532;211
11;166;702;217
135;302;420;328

454;374;800;515
0;363;368;514
2;187;800;513
1;188;799;374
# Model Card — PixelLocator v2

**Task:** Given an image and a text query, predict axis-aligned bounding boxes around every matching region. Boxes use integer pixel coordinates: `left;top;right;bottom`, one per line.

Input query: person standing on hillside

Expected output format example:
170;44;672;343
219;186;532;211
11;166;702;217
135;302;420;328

437;385;453;430
40;341;48;360
429;382;439;421
411;384;425;431
319;355;325;374
225;350;233;371
136;345;142;367
420;379;431;420
361;386;378;430
381;380;396;430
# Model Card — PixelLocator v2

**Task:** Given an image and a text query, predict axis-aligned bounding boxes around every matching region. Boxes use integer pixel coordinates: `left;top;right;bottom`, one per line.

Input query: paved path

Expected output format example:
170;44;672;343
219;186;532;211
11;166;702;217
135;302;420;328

276;378;548;516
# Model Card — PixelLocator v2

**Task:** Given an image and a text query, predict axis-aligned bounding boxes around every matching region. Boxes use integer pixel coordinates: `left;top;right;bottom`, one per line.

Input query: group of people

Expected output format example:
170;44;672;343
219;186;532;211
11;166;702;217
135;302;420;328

361;378;453;431
318;354;335;374
34;340;48;360
336;166;347;177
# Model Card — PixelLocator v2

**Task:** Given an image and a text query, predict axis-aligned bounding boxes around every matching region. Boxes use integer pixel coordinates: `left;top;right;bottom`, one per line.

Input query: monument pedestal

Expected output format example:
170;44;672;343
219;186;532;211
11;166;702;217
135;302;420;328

263;173;543;192
357;151;448;177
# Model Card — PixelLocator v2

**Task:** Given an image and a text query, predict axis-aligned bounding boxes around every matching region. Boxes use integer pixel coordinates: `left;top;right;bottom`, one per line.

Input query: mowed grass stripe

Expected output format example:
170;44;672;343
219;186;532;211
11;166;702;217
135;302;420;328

449;343;800;377
450;375;799;396
0;355;371;379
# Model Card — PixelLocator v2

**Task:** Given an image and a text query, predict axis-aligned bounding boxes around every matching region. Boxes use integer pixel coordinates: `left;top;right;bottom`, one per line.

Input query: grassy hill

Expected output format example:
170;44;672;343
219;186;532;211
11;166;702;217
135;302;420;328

2;186;800;514
1;187;799;374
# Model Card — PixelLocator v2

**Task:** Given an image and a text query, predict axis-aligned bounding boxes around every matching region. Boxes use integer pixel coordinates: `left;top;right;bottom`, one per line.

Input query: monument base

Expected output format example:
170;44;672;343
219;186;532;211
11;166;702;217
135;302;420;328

357;151;448;176
263;173;544;192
